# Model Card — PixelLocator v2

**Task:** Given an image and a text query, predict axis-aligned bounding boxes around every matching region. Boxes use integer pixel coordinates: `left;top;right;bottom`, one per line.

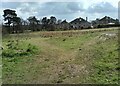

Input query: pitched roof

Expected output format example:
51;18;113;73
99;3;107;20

61;20;68;24
70;17;88;24
99;16;115;21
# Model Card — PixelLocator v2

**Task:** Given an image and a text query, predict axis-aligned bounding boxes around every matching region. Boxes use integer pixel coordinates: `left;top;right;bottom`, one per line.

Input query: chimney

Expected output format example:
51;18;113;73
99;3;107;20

86;17;88;21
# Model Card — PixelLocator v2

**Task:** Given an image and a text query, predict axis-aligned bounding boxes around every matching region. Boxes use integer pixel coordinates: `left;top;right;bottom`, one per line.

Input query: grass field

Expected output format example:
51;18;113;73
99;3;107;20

2;27;119;84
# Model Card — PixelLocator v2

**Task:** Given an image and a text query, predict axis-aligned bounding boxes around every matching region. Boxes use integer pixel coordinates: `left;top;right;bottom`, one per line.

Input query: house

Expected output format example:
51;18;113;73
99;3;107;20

92;16;119;28
70;17;91;29
99;16;119;25
91;18;100;28
58;19;70;30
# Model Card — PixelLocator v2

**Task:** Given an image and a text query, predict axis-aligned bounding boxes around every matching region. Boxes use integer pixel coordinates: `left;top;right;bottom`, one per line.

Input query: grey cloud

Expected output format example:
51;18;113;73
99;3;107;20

87;2;117;13
1;2;118;21
19;2;39;13
67;2;84;12
19;2;85;16
37;2;84;16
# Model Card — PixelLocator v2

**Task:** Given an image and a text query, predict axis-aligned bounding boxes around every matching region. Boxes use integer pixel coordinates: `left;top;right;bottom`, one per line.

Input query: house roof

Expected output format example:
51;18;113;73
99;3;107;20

99;16;115;21
70;17;89;24
61;20;68;24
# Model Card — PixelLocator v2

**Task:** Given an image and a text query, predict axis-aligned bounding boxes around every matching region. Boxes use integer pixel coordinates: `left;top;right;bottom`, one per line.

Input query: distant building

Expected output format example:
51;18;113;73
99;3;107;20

58;19;70;30
99;16;119;25
70;17;91;29
92;16;119;28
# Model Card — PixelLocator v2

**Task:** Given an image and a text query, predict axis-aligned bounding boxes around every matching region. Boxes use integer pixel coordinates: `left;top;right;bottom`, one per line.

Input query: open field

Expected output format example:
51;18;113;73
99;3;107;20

2;27;119;84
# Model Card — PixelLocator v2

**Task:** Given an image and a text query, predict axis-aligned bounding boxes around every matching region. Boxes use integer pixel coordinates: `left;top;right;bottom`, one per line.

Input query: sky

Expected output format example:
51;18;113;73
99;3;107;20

1;0;119;22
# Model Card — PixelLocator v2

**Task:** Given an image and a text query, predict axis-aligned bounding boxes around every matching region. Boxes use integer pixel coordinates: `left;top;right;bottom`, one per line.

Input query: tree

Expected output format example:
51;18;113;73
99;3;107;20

3;9;17;33
49;16;57;24
49;16;57;31
41;17;48;30
41;17;47;25
12;17;22;33
41;16;57;31
27;16;40;31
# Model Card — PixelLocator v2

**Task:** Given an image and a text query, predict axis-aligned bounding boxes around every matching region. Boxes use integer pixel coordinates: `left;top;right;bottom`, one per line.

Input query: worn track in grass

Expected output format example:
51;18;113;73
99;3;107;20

2;28;119;84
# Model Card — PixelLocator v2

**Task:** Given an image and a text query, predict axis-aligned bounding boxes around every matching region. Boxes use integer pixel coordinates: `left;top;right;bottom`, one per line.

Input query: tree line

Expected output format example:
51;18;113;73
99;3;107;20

2;9;120;34
2;9;72;34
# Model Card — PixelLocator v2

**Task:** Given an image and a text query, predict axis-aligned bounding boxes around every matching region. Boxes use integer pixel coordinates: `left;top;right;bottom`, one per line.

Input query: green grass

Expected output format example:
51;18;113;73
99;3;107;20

2;39;38;58
87;37;119;84
2;28;119;84
46;32;99;51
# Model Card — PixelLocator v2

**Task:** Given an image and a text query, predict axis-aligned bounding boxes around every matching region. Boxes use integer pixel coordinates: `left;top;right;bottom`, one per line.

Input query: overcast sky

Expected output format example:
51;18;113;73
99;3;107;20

1;0;119;22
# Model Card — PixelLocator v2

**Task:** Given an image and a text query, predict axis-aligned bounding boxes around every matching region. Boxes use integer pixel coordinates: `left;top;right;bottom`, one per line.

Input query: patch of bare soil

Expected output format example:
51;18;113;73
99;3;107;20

27;38;91;83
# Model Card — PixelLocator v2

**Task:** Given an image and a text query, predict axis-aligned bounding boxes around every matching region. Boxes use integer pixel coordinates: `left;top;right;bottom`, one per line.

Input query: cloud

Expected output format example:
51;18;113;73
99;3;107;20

36;2;84;16
66;2;84;12
18;2;38;13
14;2;85;20
1;1;118;21
87;2;117;13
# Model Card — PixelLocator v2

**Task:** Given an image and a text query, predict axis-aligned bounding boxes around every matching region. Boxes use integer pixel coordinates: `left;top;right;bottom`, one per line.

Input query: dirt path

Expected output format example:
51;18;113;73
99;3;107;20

26;37;90;83
25;31;118;83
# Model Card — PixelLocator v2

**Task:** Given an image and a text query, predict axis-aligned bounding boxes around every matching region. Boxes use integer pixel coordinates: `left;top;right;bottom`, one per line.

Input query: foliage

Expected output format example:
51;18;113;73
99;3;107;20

3;9;22;33
27;16;40;31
